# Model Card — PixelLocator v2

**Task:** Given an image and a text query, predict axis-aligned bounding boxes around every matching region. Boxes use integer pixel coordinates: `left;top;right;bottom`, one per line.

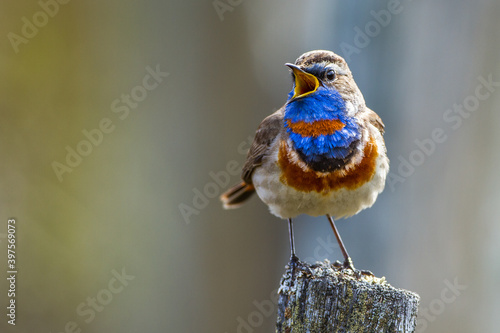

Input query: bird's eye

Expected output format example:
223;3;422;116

325;69;336;81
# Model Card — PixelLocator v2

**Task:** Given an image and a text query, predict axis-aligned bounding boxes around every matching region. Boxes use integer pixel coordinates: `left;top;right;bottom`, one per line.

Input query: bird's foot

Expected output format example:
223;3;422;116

354;269;375;279
334;258;375;279
343;257;355;271
332;258;375;279
288;255;299;283
332;258;355;271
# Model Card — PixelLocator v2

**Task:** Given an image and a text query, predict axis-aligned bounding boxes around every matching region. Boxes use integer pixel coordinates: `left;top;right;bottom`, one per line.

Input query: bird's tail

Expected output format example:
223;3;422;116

220;182;255;209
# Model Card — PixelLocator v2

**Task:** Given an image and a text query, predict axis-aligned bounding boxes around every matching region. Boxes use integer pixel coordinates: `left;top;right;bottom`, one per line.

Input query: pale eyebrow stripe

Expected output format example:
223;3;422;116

329;64;348;75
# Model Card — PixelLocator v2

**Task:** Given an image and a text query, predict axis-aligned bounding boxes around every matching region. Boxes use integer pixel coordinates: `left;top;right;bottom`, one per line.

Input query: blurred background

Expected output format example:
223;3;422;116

1;0;499;332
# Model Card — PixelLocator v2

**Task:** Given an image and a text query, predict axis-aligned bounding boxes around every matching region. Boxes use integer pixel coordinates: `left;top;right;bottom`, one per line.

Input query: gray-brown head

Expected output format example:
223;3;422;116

286;50;365;110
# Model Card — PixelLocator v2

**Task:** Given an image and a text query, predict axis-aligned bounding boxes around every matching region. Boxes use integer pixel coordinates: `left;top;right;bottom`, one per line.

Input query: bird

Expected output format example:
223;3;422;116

220;50;389;271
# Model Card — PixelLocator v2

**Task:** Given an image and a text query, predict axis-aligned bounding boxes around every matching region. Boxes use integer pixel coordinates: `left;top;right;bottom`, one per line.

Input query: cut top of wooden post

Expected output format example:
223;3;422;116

276;260;420;333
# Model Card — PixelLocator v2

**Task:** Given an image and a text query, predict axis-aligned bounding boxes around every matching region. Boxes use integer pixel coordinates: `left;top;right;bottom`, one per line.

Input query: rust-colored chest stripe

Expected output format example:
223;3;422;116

286;119;345;137
278;138;378;194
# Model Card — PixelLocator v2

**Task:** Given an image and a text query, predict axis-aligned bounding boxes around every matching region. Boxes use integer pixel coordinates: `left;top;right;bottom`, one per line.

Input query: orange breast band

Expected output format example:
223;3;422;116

286;119;345;137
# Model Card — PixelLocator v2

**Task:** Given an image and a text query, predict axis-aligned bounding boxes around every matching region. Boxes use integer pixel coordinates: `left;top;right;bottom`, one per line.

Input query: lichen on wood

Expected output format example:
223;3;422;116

276;260;419;333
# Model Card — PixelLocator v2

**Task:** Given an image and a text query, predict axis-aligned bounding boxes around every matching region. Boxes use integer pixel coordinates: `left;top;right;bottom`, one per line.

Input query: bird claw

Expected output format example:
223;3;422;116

343;257;355;271
333;257;355;271
332;258;373;279
354;269;375;279
289;255;299;270
288;255;299;283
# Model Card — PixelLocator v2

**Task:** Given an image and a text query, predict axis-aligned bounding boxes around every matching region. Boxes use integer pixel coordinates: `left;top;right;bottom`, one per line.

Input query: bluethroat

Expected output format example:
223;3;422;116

220;50;389;270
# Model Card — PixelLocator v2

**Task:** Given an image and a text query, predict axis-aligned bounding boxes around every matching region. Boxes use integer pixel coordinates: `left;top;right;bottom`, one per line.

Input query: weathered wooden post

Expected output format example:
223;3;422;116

276;260;419;332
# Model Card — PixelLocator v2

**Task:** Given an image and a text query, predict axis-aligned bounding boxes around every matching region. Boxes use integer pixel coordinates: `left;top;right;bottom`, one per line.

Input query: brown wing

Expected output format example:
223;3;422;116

241;109;284;184
220;109;283;209
364;107;385;134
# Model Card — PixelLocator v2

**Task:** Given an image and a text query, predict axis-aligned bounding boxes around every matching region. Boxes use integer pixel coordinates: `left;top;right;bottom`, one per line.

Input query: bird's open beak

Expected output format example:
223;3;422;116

286;63;320;100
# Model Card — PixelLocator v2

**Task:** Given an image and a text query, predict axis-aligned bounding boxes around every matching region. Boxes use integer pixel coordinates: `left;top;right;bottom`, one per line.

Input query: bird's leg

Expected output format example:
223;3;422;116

288;218;298;261
288;218;299;282
326;214;355;271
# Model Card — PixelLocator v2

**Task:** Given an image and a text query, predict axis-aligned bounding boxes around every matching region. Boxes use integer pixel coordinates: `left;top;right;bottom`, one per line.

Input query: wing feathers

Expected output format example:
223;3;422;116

220;109;283;209
241;109;284;183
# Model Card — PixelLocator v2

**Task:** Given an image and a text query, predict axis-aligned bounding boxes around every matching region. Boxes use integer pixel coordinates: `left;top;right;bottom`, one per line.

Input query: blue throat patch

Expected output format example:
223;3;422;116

284;87;360;169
